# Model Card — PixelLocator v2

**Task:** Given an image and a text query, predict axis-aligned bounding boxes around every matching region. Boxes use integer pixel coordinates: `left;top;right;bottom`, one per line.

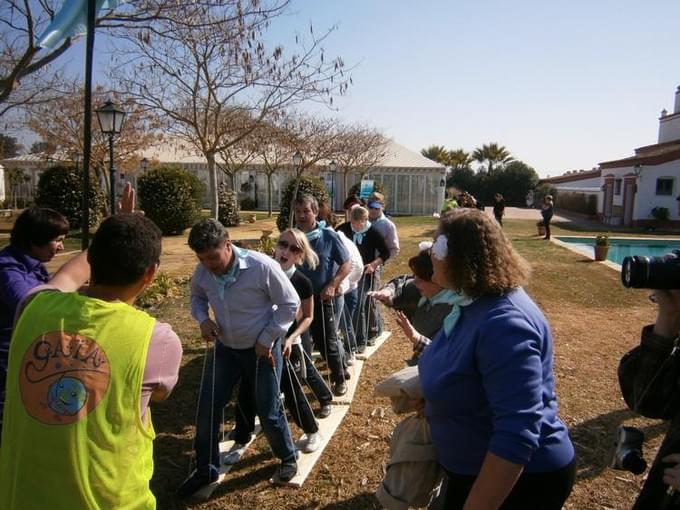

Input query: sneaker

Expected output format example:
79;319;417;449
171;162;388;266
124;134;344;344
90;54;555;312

302;432;322;453
176;466;219;498
346;354;354;366
317;403;332;419
223;443;248;465
227;428;253;445
356;344;366;354
333;381;347;396
277;460;298;482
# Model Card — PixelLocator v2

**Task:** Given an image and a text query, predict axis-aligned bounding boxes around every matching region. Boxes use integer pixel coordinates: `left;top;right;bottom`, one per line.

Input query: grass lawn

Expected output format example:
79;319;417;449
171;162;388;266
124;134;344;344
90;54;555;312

137;213;662;509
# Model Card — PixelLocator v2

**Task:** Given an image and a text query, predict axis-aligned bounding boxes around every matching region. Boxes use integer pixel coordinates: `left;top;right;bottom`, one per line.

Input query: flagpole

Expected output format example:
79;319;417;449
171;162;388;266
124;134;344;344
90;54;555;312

81;0;97;250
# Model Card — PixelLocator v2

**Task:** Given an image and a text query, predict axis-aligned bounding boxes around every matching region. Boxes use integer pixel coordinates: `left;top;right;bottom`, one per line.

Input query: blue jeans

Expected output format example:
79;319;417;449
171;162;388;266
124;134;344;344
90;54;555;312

194;340;296;472
310;296;346;383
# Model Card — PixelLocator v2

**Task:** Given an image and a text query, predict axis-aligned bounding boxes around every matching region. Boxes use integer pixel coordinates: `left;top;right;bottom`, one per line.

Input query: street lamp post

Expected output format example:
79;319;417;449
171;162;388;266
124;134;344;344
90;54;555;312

72;151;82;170
289;150;303;228
96;100;127;214
328;160;337;211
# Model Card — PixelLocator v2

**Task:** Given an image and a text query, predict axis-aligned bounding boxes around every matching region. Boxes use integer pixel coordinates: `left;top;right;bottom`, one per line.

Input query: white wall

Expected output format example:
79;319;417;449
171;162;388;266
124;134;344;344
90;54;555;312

658;115;680;144
635;161;680;220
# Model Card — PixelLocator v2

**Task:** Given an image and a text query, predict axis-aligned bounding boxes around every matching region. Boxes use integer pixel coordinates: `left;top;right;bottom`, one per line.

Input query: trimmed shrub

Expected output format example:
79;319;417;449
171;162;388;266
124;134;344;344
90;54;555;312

138;166;204;235
35;165;105;229
218;184;240;227
277;175;329;232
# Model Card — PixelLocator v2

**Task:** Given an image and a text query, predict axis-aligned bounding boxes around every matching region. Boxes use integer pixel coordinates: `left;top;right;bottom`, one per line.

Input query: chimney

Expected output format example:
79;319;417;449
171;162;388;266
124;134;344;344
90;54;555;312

674;85;680;113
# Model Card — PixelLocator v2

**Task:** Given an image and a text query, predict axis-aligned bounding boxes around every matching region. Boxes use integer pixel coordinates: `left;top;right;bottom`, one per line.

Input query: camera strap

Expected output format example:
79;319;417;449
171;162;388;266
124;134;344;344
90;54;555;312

631;336;680;415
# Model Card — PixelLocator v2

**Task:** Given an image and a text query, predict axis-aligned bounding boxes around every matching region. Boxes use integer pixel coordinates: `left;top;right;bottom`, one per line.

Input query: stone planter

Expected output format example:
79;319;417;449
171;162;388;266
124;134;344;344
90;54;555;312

248;214;257;223
594;245;609;261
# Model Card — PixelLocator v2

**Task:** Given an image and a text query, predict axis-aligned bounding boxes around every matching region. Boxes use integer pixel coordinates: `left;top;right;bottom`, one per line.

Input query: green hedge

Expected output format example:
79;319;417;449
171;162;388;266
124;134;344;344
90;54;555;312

35;165;105;229
553;191;597;216
138;166;204;235
277;175;329;232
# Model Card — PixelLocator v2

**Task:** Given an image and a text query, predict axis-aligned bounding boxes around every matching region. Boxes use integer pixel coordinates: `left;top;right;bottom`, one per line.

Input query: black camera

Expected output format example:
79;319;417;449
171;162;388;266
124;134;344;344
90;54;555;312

621;250;680;289
611;426;647;474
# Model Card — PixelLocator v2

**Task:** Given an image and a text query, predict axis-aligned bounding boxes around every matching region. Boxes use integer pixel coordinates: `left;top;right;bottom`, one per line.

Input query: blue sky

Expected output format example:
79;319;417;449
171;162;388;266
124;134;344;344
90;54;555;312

56;1;680;177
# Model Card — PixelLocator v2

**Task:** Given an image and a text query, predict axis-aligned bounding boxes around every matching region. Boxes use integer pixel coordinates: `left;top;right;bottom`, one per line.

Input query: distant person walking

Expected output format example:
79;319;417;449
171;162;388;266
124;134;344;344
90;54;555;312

526;191;535;208
493;193;505;226
541;195;554;240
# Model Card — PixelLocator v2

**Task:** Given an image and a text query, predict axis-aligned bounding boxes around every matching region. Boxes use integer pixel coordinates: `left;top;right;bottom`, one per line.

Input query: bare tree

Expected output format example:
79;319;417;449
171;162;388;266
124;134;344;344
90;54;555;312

113;0;351;218
280;113;344;226
331;124;387;201
0;1;245;116
253;122;295;217
25;80;161;203
215;118;261;192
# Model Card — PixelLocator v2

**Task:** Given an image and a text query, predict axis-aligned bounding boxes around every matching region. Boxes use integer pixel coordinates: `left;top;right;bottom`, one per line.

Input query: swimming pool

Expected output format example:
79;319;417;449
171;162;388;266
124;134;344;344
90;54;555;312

555;237;680;265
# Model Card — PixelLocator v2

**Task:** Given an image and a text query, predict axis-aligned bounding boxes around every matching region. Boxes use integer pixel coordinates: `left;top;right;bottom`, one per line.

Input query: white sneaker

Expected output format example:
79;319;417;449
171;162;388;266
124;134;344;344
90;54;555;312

223;443;248;465
302;432;322;453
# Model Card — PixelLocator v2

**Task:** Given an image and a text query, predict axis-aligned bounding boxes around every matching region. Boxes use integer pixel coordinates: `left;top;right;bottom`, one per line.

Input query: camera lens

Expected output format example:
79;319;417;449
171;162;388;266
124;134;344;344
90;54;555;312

621;252;680;289
621;256;650;288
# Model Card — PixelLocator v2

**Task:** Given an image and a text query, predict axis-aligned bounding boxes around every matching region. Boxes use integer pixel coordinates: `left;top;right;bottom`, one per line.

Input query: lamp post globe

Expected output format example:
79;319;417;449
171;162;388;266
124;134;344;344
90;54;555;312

96;100;127;214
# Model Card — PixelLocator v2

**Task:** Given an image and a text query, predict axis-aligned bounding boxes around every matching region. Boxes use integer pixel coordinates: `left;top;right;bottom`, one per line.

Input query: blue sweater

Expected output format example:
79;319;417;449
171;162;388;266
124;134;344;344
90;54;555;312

418;288;574;475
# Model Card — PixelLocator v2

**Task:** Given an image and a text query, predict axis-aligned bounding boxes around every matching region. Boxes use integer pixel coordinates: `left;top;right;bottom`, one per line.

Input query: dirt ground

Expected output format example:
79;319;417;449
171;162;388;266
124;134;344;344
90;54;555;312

41;210;665;508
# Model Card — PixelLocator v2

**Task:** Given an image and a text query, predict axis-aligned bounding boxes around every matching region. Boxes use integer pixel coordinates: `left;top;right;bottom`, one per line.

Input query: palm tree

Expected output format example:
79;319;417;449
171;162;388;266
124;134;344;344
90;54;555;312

472;143;513;173
421;145;450;165
448;148;472;169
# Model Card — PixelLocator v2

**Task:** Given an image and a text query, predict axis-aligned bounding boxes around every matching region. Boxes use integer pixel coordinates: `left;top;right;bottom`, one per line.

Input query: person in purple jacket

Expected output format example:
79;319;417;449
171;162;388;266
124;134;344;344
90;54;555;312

418;208;575;509
0;207;68;429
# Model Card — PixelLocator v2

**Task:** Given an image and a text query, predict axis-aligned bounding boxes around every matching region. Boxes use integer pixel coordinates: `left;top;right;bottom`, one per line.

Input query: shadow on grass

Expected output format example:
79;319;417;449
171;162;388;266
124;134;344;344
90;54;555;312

570;408;668;482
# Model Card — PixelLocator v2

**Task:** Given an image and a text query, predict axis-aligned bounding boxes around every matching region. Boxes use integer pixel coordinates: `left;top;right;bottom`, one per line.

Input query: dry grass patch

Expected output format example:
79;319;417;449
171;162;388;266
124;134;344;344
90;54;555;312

145;215;663;509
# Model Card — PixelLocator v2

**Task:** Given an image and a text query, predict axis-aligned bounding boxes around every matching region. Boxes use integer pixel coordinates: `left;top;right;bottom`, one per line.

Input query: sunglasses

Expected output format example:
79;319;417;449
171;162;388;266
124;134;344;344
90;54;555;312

277;240;302;253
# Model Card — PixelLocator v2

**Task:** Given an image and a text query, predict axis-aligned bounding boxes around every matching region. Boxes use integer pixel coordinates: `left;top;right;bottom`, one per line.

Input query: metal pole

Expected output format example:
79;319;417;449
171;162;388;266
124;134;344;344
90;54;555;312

81;0;97;250
331;171;335;211
108;134;115;214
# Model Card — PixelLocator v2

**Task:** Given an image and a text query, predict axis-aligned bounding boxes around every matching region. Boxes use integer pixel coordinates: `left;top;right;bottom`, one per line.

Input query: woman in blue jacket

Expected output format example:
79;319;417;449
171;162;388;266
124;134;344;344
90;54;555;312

418;208;575;509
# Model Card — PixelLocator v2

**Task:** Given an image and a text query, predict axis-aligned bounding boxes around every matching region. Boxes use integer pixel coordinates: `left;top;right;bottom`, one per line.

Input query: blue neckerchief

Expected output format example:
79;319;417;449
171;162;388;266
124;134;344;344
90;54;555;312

351;221;371;246
304;223;323;242
283;264;296;278
317;220;327;229
439;291;474;336
212;247;243;299
418;288;460;308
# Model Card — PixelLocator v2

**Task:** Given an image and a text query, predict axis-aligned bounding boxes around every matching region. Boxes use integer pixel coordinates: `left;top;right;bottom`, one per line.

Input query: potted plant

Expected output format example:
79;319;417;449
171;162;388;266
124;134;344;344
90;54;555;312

594;234;609;261
652;206;670;230
536;220;546;237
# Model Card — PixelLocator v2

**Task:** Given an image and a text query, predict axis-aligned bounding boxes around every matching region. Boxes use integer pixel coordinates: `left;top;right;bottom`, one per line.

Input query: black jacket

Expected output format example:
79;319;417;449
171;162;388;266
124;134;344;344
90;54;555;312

619;325;680;509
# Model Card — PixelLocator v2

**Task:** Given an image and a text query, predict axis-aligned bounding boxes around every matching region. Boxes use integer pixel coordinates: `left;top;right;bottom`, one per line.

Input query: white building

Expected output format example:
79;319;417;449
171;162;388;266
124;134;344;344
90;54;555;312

598;86;680;227
541;85;680;227
144;138;447;215
0;139;446;215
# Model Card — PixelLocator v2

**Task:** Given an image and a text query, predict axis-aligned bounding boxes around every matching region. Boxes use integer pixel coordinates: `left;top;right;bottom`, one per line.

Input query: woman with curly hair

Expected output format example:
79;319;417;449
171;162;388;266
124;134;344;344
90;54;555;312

418;208;575;509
